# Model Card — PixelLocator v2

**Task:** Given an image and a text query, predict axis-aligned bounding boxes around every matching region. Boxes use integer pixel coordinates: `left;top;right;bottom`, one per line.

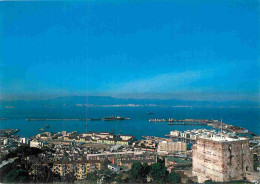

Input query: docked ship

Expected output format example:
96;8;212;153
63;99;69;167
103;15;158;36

89;118;102;121
103;116;130;121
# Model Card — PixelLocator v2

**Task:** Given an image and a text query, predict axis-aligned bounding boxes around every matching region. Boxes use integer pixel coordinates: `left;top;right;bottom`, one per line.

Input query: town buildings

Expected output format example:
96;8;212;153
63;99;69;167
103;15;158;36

30;140;43;148
158;141;187;154
33;131;135;146
135;139;157;152
170;129;219;141
52;160;101;179
109;153;157;169
1;128;259;183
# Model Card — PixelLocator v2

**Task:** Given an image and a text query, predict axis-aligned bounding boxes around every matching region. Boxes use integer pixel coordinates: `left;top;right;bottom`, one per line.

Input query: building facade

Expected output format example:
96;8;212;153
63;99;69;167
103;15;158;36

52;160;101;180
158;141;187;153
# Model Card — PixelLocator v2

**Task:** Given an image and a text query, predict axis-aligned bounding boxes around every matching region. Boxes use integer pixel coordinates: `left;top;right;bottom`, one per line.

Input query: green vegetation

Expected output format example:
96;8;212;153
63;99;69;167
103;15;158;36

63;172;76;183
87;169;118;183
149;160;168;183
168;171;181;184
127;159;181;183
203;180;249;184
0;146;181;183
3;169;28;183
0;145;43;163
0;146;61;183
86;159;181;183
253;153;259;171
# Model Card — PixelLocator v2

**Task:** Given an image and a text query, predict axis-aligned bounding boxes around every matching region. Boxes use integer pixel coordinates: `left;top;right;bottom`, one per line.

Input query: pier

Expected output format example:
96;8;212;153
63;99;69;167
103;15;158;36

26;118;87;121
26;117;130;122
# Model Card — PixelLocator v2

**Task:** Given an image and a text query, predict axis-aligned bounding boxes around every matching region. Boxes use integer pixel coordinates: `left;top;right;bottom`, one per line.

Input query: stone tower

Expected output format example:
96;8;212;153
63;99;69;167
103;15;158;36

192;136;253;183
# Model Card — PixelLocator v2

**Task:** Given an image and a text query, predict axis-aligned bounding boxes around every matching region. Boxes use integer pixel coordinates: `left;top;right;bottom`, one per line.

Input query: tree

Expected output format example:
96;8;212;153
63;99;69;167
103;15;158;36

115;172;130;183
130;162;144;182
64;172;76;183
149;162;168;183
97;169;117;183
167;171;181;183
87;170;99;183
142;163;150;176
129;162;152;183
101;158;110;170
3;169;29;183
142;163;151;182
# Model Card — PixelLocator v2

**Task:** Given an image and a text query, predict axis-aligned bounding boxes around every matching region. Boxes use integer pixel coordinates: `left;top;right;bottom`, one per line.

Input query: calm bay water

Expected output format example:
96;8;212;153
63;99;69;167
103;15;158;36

0;106;259;139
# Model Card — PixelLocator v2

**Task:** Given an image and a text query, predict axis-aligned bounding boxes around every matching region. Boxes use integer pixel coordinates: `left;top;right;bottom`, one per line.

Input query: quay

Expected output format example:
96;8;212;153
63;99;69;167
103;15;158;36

168;122;207;125
149;118;212;123
0;129;19;137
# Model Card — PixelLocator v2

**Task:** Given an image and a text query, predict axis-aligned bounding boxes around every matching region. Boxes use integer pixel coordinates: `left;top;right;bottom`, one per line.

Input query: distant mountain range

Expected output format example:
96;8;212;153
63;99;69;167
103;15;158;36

0;95;259;109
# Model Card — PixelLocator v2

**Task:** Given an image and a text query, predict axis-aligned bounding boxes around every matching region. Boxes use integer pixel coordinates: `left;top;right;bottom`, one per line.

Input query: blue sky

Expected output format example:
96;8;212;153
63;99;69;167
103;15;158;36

0;0;259;101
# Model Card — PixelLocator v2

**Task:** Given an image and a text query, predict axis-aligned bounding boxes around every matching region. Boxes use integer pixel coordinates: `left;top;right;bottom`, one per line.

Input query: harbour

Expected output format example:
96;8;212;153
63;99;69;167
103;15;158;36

1;106;259;139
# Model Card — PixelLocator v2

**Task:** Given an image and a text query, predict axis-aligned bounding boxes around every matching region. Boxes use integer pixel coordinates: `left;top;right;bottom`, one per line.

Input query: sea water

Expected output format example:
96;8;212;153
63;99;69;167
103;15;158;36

0;106;259;139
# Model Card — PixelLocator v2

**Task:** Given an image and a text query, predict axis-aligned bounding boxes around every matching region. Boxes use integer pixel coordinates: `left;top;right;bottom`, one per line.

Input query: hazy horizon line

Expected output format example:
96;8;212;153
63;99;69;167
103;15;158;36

1;94;259;103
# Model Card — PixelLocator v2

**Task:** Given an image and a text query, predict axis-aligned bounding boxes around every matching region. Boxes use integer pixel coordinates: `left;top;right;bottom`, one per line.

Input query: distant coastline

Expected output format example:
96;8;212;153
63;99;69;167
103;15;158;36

1;95;259;109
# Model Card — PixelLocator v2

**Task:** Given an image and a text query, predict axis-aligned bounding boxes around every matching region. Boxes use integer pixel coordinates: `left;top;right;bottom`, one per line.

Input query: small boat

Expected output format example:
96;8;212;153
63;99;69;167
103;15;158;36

147;112;155;115
39;128;45;132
